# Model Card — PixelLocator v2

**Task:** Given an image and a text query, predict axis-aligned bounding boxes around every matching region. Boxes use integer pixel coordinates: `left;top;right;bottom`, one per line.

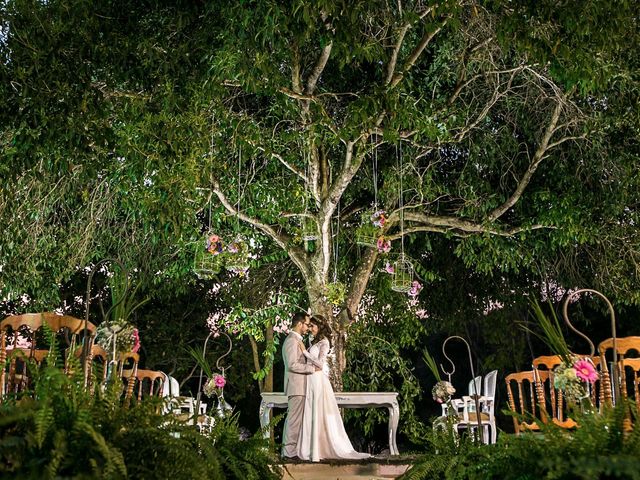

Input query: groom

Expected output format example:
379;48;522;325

281;312;320;459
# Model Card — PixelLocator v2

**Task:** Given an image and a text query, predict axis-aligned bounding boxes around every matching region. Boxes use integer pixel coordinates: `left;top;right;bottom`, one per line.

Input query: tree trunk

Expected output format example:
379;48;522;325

308;285;346;391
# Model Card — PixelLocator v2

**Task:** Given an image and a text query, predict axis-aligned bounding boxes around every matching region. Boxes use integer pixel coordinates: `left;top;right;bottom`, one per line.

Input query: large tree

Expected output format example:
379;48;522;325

1;0;638;388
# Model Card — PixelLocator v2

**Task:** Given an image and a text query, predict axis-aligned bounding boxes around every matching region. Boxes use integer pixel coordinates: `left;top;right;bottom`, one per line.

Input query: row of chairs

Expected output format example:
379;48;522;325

0;312;165;402
506;336;640;434
1;312;215;431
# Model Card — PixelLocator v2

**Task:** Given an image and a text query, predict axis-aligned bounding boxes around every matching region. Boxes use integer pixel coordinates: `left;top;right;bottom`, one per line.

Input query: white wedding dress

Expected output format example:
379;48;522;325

297;338;371;461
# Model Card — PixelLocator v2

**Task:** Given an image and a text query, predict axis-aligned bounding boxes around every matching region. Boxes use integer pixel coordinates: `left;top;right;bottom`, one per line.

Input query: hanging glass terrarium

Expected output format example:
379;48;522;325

391;254;414;293
193;232;225;280
225;235;250;276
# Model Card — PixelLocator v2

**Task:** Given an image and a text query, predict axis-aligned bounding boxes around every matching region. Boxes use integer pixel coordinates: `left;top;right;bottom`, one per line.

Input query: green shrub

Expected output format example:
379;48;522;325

401;405;640;480
0;359;281;480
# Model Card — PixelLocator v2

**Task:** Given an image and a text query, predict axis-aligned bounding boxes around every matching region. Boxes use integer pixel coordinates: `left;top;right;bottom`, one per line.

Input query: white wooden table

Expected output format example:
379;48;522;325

259;391;400;455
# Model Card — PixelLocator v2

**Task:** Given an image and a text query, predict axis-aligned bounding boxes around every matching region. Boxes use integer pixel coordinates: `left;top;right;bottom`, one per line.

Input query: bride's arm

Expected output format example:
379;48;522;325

302;339;330;369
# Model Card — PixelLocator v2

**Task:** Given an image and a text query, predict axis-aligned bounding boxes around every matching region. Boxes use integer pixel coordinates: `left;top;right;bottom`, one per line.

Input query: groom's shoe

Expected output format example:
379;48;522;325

283;455;301;461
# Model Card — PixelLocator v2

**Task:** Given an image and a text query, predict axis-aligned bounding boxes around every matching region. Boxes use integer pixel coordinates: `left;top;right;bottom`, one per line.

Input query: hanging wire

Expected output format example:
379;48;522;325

399;141;405;256
333;200;340;282
372;135;378;209
236;145;241;233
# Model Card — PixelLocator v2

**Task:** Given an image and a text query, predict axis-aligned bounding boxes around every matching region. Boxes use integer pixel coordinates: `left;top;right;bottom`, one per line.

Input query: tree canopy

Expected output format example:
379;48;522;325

1;0;639;386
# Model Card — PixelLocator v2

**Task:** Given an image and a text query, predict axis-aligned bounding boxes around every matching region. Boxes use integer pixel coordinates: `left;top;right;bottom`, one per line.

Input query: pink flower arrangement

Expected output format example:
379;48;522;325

574;359;598;383
213;374;226;388
131;328;141;354
408;280;423;298
206;234;224;254
204;373;227;397
371;210;386;228
384;262;395;274
377;237;391;253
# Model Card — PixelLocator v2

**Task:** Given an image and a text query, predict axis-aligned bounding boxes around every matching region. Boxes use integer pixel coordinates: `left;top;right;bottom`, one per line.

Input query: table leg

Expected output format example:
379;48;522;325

259;400;271;439
388;400;400;455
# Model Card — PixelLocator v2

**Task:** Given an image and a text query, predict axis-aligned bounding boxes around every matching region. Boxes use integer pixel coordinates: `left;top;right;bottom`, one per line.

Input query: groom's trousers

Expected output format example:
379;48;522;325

282;395;305;457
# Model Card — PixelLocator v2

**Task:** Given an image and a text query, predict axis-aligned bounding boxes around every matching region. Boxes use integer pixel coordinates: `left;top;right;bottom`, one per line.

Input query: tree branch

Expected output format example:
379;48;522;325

486;99;564;222
390;19;447;88
345;247;379;315
385;6;435;85
306;42;333;95
212;179;311;280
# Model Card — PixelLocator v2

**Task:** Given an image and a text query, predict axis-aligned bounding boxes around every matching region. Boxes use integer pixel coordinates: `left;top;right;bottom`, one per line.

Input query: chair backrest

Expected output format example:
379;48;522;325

598;336;640;406
161;373;180;397
532;355;563;370
505;370;543;434
134;369;165;401
468;375;482;397
1;313;96;399
619;358;640;404
483;370;498;399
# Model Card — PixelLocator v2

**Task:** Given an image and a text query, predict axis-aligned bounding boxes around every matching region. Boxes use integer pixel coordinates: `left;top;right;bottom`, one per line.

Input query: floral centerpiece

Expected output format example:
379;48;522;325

554;356;598;403
432;380;456;404
203;372;226;398
96;318;140;355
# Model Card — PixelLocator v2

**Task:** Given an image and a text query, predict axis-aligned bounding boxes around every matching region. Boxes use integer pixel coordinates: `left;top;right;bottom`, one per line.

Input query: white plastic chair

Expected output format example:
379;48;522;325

459;370;498;444
441;375;481;417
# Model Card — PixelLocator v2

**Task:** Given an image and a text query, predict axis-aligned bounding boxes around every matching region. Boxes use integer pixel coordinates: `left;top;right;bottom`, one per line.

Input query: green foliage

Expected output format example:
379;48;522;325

344;319;430;444
401;403;640;480
0;362;281;479
526;299;573;363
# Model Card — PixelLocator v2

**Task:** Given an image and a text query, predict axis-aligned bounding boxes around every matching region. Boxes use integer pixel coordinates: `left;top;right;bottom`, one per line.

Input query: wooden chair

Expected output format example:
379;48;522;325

533;354;602;417
505;370;548;434
598;336;640;406
134;369;165;401
1;313;96;398
118;352;140;406
3;348;50;395
619;358;640;406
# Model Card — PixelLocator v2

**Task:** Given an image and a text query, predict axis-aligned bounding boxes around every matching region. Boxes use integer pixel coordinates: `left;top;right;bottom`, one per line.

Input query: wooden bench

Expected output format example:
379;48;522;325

259;392;400;455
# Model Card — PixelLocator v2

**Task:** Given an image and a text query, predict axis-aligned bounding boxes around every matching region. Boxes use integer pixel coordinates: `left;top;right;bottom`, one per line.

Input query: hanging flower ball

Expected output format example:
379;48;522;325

432;380;456;403
376;237;391;253
204;373;227;397
574;359;598;383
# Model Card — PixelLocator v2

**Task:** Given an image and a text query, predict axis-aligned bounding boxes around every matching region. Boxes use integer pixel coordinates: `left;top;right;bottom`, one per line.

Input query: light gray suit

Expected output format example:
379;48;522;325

281;331;315;457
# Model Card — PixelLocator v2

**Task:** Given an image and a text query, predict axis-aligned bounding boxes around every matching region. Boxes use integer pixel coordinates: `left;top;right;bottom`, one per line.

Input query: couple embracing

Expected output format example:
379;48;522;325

281;312;370;462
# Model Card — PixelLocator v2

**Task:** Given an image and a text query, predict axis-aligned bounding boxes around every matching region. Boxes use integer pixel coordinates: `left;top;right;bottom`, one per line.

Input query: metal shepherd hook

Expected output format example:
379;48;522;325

441;335;484;443
195;330;233;420
83;258;129;387
562;288;619;402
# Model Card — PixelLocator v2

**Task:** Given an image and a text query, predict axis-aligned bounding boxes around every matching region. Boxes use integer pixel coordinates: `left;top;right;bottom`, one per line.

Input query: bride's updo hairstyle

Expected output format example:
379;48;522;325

310;314;332;348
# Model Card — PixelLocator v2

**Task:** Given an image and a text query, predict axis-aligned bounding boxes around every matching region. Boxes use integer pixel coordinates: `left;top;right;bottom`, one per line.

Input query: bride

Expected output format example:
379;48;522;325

296;314;370;461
